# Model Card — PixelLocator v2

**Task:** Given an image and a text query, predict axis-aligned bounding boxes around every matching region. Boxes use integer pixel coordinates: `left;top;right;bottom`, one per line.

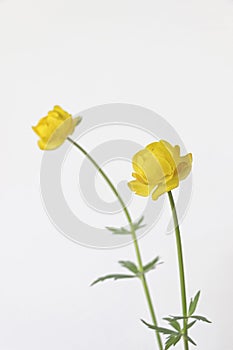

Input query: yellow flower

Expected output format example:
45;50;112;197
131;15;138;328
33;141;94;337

32;105;82;150
128;140;192;200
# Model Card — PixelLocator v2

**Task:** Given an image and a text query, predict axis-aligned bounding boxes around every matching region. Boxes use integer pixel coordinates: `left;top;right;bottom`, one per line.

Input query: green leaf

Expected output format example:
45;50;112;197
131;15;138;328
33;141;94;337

143;256;161;273
188;290;201;316
153;327;177;335
185;335;197;346
165;335;177;349
91;273;136;286
191;315;212;323
119;260;139;274
170;315;187;321
141;320;178;335
164;334;182;349
163;317;174;322
163;318;181;331
170;320;181;332
173;334;182;345
186;320;197;329
106;216;145;235
106;225;130;235
132;216;146;231
171;314;211;324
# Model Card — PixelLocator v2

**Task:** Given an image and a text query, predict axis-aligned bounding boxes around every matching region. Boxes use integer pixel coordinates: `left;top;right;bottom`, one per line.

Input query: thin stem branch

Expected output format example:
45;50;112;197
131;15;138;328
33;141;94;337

167;191;189;350
67;137;163;350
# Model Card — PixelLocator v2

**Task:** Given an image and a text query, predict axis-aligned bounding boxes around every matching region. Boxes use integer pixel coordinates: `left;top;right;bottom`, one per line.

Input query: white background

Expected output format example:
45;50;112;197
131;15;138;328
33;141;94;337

1;0;233;349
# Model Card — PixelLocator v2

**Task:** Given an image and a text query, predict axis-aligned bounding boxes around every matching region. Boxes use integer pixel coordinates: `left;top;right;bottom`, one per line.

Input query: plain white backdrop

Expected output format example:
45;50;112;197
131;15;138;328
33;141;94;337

1;0;233;349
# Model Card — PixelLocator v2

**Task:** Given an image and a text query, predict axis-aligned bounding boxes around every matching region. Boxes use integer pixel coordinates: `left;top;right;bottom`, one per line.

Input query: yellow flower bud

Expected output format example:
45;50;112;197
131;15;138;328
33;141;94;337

32;105;82;150
128;140;192;200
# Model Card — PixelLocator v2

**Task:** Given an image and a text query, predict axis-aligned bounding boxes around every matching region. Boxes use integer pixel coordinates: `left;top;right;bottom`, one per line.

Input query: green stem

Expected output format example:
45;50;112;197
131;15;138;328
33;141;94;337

167;191;189;350
67;137;163;350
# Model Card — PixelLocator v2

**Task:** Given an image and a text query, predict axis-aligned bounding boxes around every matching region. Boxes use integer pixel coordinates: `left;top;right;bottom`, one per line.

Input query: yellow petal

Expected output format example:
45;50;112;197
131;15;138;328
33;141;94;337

160;140;180;161
132;148;171;186
128;180;154;197
37;138;65;150
151;184;167;201
37;139;49;150
37;120;71;150
47;119;74;147
47;111;59;119
132;172;148;185
32;117;49;138
32;106;82;151
132;153;148;181
146;141;176;178
128;139;192;201
146;141;175;165
161;140;192;181
177;153;193;180
53;105;71;120
152;176;179;201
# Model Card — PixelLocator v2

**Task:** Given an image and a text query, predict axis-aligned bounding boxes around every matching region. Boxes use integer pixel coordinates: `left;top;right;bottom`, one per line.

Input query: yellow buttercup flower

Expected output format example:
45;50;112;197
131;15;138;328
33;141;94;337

128;140;192;200
32;105;82;150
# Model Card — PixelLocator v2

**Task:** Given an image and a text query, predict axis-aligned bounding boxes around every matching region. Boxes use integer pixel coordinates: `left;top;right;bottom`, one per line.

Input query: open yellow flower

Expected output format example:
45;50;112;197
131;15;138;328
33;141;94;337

32;105;82;150
128;140;192;200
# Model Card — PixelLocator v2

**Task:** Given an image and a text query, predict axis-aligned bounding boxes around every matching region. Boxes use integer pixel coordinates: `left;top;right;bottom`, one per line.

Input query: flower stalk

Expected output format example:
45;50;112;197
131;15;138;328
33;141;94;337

167;191;189;350
67;136;163;350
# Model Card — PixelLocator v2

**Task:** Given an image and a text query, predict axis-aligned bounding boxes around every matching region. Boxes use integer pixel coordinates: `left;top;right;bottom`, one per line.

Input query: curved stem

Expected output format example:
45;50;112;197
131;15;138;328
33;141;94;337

167;191;189;350
67;137;163;350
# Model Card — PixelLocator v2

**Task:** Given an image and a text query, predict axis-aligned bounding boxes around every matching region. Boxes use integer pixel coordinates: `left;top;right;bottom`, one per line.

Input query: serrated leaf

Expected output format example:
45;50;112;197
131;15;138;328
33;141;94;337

188;290;201;316
91;273;136;286
143;256;160;273
141;320;178;335
191;315;212;323
186;320;197;329
119;260;139;274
